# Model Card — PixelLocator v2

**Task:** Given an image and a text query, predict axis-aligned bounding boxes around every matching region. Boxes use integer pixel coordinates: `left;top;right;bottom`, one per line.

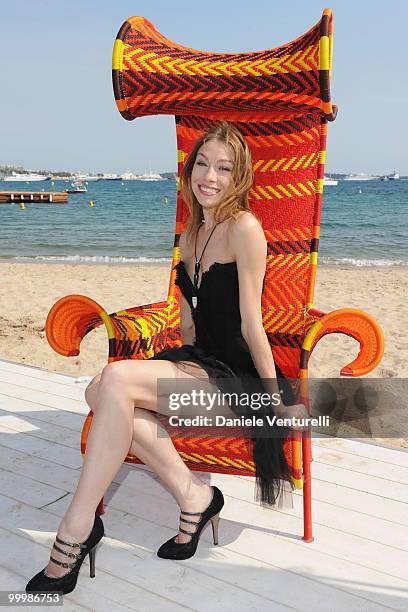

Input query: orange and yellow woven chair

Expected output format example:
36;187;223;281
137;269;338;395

46;8;384;542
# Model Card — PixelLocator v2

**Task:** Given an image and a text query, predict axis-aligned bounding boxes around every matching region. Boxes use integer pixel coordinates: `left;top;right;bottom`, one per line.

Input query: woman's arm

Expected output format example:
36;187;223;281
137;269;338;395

229;213;308;430
229;214;278;382
178;231;196;345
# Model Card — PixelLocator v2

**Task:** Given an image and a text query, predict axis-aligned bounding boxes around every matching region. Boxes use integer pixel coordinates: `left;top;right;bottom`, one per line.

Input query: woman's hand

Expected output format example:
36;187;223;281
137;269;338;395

274;403;310;433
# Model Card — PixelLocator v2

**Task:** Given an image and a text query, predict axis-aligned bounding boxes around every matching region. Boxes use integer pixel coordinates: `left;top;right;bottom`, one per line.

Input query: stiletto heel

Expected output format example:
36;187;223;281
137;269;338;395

26;514;104;595
210;513;220;545
89;545;97;578
157;486;224;560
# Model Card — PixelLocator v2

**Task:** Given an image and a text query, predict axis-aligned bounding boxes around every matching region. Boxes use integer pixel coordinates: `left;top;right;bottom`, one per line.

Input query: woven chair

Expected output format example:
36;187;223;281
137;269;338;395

46;8;384;542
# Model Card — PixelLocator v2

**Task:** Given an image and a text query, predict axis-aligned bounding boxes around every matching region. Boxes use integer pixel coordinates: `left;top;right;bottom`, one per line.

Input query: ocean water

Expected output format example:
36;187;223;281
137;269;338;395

0;179;407;266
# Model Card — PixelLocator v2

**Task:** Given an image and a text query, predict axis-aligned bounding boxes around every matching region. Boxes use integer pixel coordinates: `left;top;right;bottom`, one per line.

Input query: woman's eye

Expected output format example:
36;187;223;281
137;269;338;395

196;160;206;166
219;166;231;172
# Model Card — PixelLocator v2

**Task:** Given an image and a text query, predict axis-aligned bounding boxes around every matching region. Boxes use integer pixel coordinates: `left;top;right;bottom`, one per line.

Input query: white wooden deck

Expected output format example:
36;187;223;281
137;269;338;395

0;358;407;612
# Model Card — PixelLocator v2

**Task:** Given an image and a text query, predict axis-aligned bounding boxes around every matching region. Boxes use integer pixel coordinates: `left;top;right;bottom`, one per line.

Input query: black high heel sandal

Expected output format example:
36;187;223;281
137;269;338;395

157;486;224;560
25;514;104;595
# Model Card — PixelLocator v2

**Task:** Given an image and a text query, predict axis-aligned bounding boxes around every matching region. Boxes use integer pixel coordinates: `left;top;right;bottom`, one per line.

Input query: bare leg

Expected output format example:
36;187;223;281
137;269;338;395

86;372;214;541
43;360;214;577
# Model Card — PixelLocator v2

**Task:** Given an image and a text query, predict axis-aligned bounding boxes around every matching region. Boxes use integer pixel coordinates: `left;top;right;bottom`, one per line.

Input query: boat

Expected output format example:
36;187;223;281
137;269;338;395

136;171;165;181
66;180;87;193
121;171;142;180
343;173;378;181
323;176;338;186
73;174;100;182
380;171;399;181
3;172;51;182
99;173;122;180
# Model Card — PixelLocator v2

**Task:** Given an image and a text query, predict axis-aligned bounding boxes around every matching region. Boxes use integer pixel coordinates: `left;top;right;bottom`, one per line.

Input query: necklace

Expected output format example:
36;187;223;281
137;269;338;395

192;220;220;309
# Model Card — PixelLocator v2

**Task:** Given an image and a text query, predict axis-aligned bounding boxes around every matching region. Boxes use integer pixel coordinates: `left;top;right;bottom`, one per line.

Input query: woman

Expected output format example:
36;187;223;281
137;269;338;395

26;121;308;594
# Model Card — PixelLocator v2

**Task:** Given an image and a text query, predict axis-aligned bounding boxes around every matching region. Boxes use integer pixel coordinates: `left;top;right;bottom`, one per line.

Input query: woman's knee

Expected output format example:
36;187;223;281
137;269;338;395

99;360;146;402
84;373;102;410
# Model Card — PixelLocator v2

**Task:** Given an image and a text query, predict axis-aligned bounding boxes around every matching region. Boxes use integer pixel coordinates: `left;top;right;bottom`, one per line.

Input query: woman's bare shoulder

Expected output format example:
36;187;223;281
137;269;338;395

229;211;263;237
228;211;265;257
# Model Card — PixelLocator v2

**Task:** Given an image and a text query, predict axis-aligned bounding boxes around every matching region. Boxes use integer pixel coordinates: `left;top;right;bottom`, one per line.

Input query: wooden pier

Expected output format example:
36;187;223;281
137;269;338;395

0;191;68;204
1;358;407;611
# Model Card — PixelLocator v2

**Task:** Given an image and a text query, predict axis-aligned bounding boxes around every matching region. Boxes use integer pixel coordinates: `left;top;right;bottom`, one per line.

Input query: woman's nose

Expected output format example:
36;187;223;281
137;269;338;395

204;164;217;181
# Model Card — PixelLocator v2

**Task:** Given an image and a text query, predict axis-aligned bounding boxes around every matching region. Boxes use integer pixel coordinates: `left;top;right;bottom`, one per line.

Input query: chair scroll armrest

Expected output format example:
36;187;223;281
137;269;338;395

46;294;113;357
303;308;384;377
46;295;175;360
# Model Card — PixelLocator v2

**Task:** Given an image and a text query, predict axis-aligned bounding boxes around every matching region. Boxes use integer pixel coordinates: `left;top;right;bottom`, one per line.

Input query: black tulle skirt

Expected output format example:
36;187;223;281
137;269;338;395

150;343;295;507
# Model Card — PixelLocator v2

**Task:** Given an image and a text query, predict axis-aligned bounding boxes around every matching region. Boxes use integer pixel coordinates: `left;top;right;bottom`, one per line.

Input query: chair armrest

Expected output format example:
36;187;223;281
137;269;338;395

46;294;177;359
303;308;384;376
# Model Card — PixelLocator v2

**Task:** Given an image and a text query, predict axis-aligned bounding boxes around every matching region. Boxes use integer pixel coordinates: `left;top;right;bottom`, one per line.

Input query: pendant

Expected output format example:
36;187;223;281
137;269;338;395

192;296;197;308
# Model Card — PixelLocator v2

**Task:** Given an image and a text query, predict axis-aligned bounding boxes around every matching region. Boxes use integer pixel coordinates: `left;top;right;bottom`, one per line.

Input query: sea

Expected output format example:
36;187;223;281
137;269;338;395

0;179;407;267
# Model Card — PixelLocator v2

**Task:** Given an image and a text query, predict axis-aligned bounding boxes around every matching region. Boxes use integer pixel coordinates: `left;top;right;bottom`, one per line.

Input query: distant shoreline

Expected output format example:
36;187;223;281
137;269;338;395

0;258;408;271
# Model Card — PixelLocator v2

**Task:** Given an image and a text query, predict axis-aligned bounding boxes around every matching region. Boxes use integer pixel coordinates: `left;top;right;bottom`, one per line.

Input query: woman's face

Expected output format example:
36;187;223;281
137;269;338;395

191;139;235;210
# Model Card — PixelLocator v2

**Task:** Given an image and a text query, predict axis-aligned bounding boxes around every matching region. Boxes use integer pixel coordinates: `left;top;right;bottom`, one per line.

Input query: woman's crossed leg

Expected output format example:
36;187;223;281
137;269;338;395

44;358;216;578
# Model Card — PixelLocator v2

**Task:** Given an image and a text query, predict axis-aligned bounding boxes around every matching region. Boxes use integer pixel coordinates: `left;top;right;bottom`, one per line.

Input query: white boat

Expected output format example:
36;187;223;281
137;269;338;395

323;176;338;186
3;171;50;182
100;173;122;180
136;171;165;181
66;180;87;193
73;174;100;182
121;171;141;180
343;173;378;181
380;171;400;181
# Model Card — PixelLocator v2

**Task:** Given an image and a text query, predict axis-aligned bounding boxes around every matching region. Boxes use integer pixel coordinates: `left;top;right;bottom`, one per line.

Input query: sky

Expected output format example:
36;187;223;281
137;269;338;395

1;0;407;175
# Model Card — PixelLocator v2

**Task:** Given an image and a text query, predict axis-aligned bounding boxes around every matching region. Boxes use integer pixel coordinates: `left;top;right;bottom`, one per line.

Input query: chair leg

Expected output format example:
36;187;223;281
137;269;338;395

302;433;314;542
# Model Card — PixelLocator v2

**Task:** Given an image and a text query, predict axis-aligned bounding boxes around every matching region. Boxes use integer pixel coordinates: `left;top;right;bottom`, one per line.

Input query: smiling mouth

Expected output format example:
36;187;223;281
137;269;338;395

198;184;220;196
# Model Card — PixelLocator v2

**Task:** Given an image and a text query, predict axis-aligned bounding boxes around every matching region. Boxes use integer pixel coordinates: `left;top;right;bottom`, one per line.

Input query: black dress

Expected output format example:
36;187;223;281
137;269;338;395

150;259;295;506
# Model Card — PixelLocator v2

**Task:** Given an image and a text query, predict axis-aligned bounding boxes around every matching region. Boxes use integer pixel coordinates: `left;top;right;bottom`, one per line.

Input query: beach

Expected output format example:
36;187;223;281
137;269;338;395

1;261;407;451
2;261;406;378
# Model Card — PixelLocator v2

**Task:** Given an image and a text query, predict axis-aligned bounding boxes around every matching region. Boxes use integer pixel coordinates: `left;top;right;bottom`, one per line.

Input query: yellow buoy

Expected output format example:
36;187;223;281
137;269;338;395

88;200;94;207
20;203;25;210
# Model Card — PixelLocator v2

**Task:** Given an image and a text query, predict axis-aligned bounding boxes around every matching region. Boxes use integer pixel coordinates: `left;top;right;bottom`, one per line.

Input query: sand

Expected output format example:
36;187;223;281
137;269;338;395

1;262;407;448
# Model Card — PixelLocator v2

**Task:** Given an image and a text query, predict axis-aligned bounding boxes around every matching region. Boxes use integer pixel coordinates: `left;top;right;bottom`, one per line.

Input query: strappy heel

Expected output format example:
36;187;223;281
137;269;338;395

25;514;104;594
157;486;224;560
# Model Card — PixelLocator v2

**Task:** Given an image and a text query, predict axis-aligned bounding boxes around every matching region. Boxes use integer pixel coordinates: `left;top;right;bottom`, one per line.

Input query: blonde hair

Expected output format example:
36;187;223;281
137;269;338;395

180;121;258;240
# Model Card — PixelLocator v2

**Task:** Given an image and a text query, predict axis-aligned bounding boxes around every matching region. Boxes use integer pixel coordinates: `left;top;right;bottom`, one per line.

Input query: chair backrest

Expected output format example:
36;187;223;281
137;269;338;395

112;9;336;378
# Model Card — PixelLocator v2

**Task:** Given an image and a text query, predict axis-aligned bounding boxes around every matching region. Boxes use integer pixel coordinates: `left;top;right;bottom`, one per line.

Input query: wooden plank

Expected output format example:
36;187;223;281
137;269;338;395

2;406;407;529
0;373;86;402
0;502;293;612
0;566;87;611
310;461;408;503
0;389;87;416
2;439;406;608
0;413;82;449
0;427;83;469
0;469;67;508
313;435;408;468
2;432;406;555
0;528;182;612
0;191;68;203
311;444;408;484
0;445;82;493
0;359;82;385
45;494;408;611
0;398;86;430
